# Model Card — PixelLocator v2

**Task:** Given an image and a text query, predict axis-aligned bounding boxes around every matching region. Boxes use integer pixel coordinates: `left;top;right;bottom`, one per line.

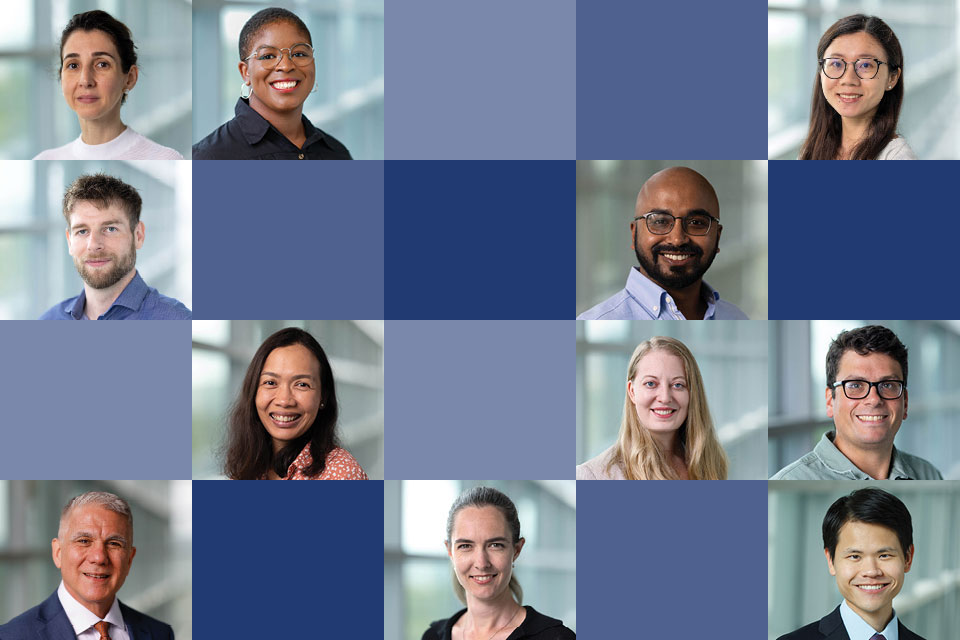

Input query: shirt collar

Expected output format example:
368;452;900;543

57;580;125;635
284;442;314;479
839;599;899;640
623;267;719;319
815;431;912;480
234;97;326;148
68;271;148;320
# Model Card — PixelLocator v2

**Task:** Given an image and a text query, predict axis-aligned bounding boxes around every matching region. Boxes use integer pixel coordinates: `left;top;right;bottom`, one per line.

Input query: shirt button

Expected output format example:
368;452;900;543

653;305;659;311
298;153;305;159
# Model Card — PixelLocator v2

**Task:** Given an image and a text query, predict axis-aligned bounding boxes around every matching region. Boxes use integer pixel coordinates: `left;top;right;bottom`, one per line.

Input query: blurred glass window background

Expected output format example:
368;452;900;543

768;481;960;640
193;0;384;159
0;480;192;640
769;320;960;479
384;480;576;640
769;0;960;159
0;160;191;320
0;0;192;159
191;320;384;479
577;321;769;479
576;160;768;320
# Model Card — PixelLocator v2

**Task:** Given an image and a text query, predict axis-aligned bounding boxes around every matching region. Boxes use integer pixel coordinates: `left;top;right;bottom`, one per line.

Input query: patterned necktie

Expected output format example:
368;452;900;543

869;634;885;640
94;620;112;640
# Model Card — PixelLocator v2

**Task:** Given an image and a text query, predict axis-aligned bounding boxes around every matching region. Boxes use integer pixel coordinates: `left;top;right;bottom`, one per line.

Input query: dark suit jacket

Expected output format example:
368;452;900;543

0;590;174;640
777;605;925;640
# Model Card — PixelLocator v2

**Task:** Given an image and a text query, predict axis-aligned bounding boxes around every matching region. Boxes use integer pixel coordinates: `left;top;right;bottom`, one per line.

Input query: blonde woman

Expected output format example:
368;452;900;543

577;336;728;480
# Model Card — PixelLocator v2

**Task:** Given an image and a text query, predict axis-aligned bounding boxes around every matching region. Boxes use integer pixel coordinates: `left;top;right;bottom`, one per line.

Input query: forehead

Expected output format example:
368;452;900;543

636;170;718;215
63;29;119;56
261;343;320;376
636;349;685;378
251;20;311;47
63;504;130;536
68;201;130;227
453;506;510;537
825;31;886;59
836;350;902;380
836;520;901;553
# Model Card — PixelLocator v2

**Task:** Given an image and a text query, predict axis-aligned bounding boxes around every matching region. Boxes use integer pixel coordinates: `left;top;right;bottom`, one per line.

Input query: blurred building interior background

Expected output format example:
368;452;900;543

576;160;768;320
769;320;960;479
384;480;576;640
192;319;384;479
577;320;769;480
769;0;960;159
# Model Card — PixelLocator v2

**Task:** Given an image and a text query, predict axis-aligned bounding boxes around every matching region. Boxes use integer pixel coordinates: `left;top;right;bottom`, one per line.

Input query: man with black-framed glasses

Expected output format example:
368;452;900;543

577;166;748;320
772;325;942;480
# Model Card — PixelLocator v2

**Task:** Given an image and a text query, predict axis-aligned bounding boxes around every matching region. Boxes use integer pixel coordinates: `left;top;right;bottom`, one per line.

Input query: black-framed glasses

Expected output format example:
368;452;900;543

819;57;892;80
633;212;719;236
832;379;905;400
243;43;315;69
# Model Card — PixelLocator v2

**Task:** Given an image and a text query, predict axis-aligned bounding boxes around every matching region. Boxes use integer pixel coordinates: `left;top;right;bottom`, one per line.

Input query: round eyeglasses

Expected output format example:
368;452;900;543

634;212;719;236
244;43;315;69
819;57;891;80
832;379;905;400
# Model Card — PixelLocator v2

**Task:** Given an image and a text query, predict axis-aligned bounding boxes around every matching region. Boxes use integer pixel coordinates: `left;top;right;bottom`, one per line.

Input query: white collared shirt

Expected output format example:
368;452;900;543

57;581;131;640
839;599;899;640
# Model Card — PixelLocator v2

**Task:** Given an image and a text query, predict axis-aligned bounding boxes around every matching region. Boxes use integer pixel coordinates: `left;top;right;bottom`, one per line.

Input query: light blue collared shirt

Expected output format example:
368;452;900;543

839;599;899;640
577;267;749;320
39;271;191;320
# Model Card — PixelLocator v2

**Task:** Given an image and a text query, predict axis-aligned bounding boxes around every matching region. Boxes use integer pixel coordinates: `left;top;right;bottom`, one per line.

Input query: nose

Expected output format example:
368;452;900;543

274;49;296;71
273;384;296;406
861;558;882;577
839;63;860;84
85;229;105;251
862;384;886;405
79;63;95;86
656;383;673;403
87;541;108;563
665;217;689;245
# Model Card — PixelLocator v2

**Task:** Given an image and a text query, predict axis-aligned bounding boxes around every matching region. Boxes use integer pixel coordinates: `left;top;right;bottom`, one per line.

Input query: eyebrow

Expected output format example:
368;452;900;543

824;53;881;59
842;546;897;554
454;536;509;544
645;207;714;217
260;371;316;380
70;219;125;232
63;51;118;61
71;531;128;545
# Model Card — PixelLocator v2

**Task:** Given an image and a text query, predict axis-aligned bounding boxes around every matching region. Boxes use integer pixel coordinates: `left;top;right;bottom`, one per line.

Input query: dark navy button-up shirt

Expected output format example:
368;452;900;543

39;271;191;320
192;98;352;160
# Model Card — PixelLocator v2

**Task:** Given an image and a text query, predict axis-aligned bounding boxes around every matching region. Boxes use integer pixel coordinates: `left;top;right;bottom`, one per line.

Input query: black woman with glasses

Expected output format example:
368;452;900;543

799;15;914;160
772;325;942;480
577;166;748;320
193;7;352;159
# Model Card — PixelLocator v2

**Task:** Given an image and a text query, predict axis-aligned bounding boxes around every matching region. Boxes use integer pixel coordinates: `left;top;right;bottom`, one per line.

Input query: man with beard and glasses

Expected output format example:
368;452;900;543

39;173;190;320
577;166;748;320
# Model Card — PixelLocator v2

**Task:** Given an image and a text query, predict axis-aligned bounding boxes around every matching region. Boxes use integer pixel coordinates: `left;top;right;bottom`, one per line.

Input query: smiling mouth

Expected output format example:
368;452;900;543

856;583;889;592
83;572;110;580
652;408;676;417
270;412;302;426
470;574;497;584
856;415;888;423
270;80;300;92
838;93;863;103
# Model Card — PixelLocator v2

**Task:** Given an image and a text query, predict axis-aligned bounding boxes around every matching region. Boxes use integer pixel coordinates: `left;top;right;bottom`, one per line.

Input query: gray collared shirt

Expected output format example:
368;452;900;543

771;431;942;480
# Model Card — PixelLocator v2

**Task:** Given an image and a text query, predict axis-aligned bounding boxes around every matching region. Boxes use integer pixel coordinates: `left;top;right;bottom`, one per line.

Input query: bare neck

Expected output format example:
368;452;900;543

461;597;525;639
78;114;127;146
82;269;136;320
839;115;873;158
649;430;688;479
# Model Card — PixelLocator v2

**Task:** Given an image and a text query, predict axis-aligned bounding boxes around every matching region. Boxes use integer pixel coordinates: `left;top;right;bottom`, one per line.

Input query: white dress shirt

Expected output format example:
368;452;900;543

57;581;131;640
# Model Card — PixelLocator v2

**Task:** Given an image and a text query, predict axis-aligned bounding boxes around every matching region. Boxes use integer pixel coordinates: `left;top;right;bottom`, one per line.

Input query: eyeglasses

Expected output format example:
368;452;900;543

832;379;905;400
633;212;719;236
819;57;892;80
244;43;315;69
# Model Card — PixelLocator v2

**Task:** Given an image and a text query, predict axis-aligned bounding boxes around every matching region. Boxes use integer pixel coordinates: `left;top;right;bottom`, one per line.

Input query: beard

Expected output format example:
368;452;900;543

635;240;717;290
74;242;137;290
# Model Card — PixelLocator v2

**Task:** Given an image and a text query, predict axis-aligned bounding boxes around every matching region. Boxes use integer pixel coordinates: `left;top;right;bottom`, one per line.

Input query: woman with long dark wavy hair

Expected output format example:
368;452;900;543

799;14;915;160
224;327;367;480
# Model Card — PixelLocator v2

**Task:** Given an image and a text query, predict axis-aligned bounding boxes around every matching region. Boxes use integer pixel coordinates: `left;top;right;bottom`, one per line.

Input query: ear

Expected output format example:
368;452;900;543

129;545;137;564
825;386;835;418
629;221;637;250
134;221;145;250
238;60;250;82
903;544;913;573
886;67;901;91
715;223;722;254
445;540;452;559
52;538;62;569
125;65;139;92
824;548;837;576
902;388;908;420
627;378;636;404
513;537;525;561
65;227;73;256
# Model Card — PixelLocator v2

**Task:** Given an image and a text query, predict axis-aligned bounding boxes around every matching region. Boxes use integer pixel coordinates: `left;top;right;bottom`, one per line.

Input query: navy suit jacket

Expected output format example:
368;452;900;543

777;605;925;640
0;591;174;640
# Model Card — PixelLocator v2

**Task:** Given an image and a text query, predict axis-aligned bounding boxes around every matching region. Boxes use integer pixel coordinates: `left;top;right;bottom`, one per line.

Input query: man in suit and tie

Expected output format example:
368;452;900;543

0;491;174;639
777;487;925;640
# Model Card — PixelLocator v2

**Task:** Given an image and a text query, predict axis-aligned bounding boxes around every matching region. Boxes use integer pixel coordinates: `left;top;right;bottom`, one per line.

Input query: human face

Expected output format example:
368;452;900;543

256;344;323;452
826;351;907;455
60;29;137;125
446;506;523;605
52;504;136;619
240;21;315;117
66;201;143;290
627;350;690;436
632;170;721;291
825;520;912;631
821;32;898;124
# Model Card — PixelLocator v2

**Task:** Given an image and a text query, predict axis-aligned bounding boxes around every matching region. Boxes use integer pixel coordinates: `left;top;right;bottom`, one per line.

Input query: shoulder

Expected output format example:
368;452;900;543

192;119;242;160
576;445;621;480
33;141;75;160
120;600;175;638
878;136;917;160
899;619;927;640
127;131;184;160
577;290;639;320
142;289;192;320
320;447;368;480
0;593;63;636
520;607;576;639
896;449;943;480
39;297;77;320
770;451;823;480
712;298;749;319
774;619;822;640
303;114;353;159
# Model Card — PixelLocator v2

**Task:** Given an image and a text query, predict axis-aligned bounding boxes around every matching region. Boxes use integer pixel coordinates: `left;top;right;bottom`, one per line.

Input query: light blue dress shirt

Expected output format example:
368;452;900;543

577;267;749;320
39;271;191;320
839;599;899;640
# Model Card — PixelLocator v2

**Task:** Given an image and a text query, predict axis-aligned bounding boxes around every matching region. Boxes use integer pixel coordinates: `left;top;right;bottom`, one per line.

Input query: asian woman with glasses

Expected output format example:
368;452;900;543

799;14;915;160
192;7;352;159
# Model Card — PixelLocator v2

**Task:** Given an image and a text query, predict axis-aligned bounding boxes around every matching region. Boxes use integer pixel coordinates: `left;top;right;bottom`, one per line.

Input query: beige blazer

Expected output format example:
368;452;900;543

576;444;626;480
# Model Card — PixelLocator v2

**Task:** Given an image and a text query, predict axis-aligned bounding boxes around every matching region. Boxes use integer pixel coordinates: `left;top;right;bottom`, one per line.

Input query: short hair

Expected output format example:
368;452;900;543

224;328;340;480
825;324;909;393
445;486;523;605
59;491;133;541
59;10;138;105
238;7;312;60
62;173;143;230
822;487;912;560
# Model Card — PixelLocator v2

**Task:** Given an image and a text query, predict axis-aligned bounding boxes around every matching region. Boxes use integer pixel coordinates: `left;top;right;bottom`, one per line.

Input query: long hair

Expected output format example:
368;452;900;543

224;327;340;479
799;14;904;160
607;336;728;480
445;486;523;605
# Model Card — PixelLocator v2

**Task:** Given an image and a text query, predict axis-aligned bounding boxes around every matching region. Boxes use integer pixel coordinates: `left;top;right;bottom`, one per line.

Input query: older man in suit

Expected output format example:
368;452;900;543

0;491;173;640
777;487;925;640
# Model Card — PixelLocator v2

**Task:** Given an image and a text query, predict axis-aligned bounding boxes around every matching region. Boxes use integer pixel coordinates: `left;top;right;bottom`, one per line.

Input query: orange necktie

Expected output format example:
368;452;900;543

94;620;112;640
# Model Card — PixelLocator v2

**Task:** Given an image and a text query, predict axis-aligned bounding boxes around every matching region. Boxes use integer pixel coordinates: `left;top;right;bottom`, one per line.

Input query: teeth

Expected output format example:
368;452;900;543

472;576;493;583
662;253;691;261
272;81;297;89
858;584;885;590
271;414;299;423
653;409;675;415
858;415;885;422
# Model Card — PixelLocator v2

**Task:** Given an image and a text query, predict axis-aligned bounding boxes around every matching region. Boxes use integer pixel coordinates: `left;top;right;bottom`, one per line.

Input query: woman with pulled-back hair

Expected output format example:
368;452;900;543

423;486;575;640
799;14;914;160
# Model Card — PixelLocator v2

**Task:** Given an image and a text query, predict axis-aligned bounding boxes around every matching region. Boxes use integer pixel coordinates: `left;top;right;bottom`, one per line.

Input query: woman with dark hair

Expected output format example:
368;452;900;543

224;327;367;480
35;10;183;160
799;14;914;160
423;486;575;640
192;7;351;159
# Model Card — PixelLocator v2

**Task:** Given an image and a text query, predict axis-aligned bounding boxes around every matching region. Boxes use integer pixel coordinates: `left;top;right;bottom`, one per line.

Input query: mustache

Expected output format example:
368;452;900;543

652;242;703;258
